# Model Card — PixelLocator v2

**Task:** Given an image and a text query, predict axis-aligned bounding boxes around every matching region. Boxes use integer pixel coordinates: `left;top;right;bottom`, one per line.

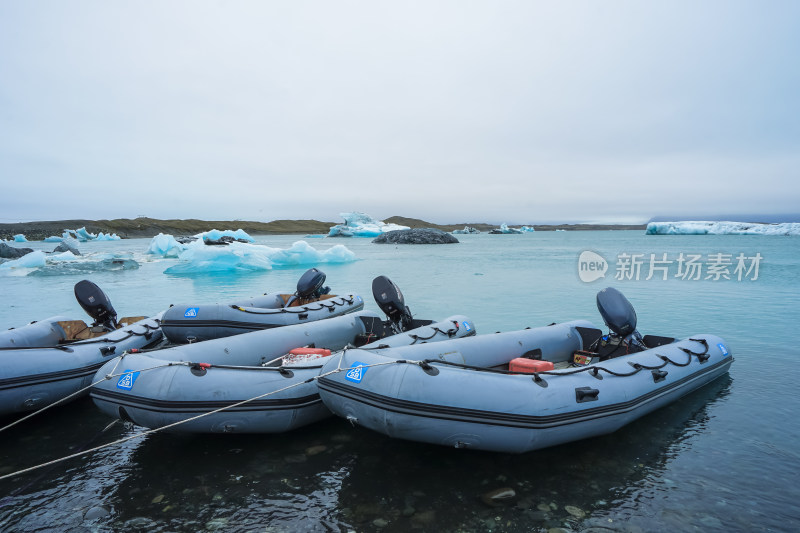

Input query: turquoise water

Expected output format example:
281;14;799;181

1;231;799;531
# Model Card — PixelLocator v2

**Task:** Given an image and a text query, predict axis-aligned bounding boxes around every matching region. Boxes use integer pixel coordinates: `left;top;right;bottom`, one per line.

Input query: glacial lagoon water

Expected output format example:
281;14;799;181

1;231;799;532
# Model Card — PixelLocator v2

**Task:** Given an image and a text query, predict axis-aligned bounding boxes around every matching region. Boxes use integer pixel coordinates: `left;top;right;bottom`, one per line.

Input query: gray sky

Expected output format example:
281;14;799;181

1;1;798;225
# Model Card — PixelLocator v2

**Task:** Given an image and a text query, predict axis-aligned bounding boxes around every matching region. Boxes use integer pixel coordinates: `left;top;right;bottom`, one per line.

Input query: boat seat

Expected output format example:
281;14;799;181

57;316;148;341
280;293;338;307
575;327;603;351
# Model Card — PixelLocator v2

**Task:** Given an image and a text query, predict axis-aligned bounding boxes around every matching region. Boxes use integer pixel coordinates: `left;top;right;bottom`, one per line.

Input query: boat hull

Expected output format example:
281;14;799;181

91;313;476;433
317;322;733;453
0;317;163;416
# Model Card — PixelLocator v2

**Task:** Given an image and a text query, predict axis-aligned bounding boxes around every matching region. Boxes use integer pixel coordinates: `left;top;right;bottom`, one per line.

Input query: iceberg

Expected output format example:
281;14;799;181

490;223;523;234
29;253;139;276
0;250;46;270
147;233;187;257
328;212;409;237
452;226;481;234
196;229;255;243
164;240;357;275
520;226;535;233
646;221;800;236
13;234;28;242
44;235;64;242
61;227;120;242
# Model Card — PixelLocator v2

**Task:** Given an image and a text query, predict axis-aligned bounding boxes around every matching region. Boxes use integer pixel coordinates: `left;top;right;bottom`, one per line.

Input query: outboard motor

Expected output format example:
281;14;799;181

74;279;118;331
372;275;413;333
285;268;331;307
596;287;645;350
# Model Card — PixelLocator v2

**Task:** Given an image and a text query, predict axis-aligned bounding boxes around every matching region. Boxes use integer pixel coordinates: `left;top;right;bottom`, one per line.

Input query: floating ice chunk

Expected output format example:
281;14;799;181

328;212;409;237
520;226;535;232
49;251;79;261
196;229;255;243
268;241;356;266
44;235;64;242
452;226;480;234
492;223;523;234
164;240;356;275
0;250;46;269
147;233;186;257
13;234;28;242
646;221;800;236
59;227;120;242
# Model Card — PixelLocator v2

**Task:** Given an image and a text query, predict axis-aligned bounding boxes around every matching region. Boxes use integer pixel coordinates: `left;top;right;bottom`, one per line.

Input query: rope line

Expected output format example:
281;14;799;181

230;296;357;315
0;357;411;482
0;355;188;435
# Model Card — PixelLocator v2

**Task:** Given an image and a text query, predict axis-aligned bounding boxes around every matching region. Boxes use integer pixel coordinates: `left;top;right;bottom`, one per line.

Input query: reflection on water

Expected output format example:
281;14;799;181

1;376;736;532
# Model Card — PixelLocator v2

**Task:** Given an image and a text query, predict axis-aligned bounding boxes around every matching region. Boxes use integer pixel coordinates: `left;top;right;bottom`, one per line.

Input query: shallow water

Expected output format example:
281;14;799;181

1;231;799;531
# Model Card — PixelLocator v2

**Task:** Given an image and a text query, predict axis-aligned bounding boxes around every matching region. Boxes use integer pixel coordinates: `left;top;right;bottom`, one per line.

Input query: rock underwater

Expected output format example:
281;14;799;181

372;228;459;244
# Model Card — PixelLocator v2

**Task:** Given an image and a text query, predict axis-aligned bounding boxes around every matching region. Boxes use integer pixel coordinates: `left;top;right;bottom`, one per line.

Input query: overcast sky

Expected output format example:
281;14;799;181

1;1;798;225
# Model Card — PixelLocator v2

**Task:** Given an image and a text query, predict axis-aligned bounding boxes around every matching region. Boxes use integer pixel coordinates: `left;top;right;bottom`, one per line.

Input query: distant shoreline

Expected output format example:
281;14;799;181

0;216;647;241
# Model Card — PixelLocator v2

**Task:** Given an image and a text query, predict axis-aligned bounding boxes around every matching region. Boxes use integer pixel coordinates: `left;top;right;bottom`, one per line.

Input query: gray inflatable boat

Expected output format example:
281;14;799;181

317;288;733;453
0;281;163;416
90;276;476;434
161;268;364;343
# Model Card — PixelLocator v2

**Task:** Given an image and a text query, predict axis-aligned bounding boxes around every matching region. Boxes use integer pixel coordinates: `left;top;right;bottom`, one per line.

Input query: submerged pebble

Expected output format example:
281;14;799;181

565;505;585;518
305;445;327;456
481;487;516;507
83;505;111;520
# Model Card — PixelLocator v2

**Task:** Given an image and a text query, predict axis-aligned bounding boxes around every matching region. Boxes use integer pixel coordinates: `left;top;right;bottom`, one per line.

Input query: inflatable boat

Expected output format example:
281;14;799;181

317;288;733;453
0;281;163;416
161;268;364;343
90;276;476;434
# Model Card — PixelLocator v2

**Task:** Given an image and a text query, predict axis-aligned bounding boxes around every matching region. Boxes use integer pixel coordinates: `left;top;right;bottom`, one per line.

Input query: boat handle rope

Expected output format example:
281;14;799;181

0;321;161;351
229;296;357;315
407;321;461;344
414;338;716;382
0;338;713;480
0;357;413;482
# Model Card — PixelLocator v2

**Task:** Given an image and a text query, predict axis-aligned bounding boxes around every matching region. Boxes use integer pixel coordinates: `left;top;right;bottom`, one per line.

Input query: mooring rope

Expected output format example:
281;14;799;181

0;357;411;482
0;354;190;435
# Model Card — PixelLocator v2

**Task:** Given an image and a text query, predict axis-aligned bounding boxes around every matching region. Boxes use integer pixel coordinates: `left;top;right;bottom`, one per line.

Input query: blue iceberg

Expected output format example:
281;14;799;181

13;234;28;242
328;212;409;237
44;235;64;242
196;229;255;243
62;227;121;242
163;240;357;275
520;226;535;233
0;250;46;270
646;221;800;236
147;233;187;258
491;223;523;234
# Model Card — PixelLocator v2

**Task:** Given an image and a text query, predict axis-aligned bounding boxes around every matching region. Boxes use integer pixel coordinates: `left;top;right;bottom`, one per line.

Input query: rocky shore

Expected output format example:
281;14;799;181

0;216;646;241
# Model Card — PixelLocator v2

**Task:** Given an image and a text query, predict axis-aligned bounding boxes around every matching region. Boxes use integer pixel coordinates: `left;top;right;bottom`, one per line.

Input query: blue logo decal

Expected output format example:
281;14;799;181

184;307;199;318
345;362;367;383
462;321;472;332
718;343;729;356
117;370;140;390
